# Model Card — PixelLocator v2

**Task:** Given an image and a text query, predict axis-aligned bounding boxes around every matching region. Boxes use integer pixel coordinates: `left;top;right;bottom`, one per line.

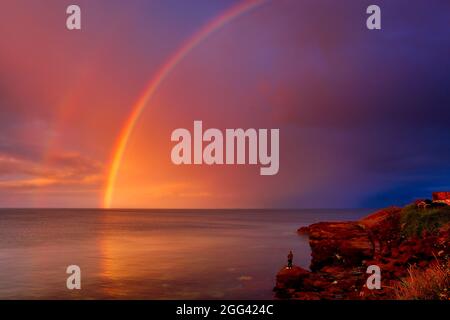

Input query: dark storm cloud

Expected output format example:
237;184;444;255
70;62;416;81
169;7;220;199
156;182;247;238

264;0;450;206
269;0;450;130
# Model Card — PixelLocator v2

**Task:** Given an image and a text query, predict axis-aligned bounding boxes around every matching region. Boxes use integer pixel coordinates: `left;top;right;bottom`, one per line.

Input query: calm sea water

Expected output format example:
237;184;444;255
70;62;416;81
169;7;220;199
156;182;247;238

0;209;372;299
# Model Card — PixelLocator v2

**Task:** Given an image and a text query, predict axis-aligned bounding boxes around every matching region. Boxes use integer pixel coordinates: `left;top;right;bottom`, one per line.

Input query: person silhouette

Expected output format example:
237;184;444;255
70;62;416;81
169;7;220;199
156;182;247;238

287;250;293;269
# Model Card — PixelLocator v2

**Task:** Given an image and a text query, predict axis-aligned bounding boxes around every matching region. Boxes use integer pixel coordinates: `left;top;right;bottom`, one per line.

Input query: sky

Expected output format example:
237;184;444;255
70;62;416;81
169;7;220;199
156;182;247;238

0;0;449;208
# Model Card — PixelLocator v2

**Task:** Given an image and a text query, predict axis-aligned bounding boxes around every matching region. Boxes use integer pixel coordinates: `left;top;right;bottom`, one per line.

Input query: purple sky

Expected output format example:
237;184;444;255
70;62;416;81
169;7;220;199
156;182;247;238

0;0;449;208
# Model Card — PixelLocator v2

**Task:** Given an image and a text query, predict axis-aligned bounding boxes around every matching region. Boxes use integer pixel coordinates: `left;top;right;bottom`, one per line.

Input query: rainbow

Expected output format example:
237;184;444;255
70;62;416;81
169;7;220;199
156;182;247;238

103;0;269;208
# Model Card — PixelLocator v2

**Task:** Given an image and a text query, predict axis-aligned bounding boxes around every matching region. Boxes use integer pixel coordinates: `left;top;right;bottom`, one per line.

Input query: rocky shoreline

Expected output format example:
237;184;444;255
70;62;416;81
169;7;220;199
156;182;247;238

274;203;450;299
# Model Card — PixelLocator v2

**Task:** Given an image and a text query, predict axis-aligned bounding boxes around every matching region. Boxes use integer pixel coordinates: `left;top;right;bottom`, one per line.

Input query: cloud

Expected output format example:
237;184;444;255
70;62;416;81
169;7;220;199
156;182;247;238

0;151;103;190
0;0;449;208
237;275;253;281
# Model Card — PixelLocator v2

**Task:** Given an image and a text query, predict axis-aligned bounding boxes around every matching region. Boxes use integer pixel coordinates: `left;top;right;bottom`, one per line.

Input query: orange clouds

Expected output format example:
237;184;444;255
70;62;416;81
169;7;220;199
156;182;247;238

0;152;103;190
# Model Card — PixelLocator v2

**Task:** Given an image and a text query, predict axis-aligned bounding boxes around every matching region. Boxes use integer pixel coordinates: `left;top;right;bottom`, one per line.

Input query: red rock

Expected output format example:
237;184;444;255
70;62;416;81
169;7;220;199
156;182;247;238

275;203;449;300
297;226;309;235
390;248;399;258
292;292;321;300
439;222;450;233
320;265;348;274
275;265;309;289
418;260;429;268
432;191;450;201
359;207;401;229
308;222;373;270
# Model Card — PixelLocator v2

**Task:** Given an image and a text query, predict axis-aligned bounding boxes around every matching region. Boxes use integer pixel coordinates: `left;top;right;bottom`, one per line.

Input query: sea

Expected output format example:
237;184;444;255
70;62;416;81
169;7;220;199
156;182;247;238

0;209;373;299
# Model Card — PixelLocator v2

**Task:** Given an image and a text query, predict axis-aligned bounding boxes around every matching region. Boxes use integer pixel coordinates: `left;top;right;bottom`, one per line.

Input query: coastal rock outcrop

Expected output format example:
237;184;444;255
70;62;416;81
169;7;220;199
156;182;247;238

307;222;373;270
275;266;309;296
276;204;450;299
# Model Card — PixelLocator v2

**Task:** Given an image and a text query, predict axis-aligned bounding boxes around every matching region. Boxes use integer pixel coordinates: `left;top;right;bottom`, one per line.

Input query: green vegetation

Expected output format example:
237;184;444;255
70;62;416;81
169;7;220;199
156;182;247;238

401;204;450;237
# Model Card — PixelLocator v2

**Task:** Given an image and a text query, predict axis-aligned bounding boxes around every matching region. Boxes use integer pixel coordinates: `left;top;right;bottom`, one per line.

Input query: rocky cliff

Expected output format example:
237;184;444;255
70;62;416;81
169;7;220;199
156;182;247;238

274;205;450;299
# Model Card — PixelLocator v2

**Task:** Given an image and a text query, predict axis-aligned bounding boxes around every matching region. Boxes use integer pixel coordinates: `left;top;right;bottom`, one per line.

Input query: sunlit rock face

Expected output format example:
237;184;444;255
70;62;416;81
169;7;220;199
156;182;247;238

277;205;450;300
432;192;450;205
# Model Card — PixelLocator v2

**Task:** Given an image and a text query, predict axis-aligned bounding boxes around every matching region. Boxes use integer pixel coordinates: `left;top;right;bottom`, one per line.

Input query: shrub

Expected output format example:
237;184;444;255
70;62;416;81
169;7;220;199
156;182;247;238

401;204;450;237
394;261;449;300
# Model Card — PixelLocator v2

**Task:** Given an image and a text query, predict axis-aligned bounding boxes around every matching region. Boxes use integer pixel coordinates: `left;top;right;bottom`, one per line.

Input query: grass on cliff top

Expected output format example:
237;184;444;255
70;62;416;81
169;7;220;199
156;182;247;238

394;261;449;300
401;204;450;237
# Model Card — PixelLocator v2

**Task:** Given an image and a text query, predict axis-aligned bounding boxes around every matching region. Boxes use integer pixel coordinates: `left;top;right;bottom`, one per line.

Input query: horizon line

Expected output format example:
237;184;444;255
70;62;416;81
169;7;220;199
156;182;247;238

0;207;383;210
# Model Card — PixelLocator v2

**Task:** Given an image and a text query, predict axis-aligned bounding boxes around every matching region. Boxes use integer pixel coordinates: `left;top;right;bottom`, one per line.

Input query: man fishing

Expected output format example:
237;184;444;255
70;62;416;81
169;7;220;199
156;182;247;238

287;250;293;269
